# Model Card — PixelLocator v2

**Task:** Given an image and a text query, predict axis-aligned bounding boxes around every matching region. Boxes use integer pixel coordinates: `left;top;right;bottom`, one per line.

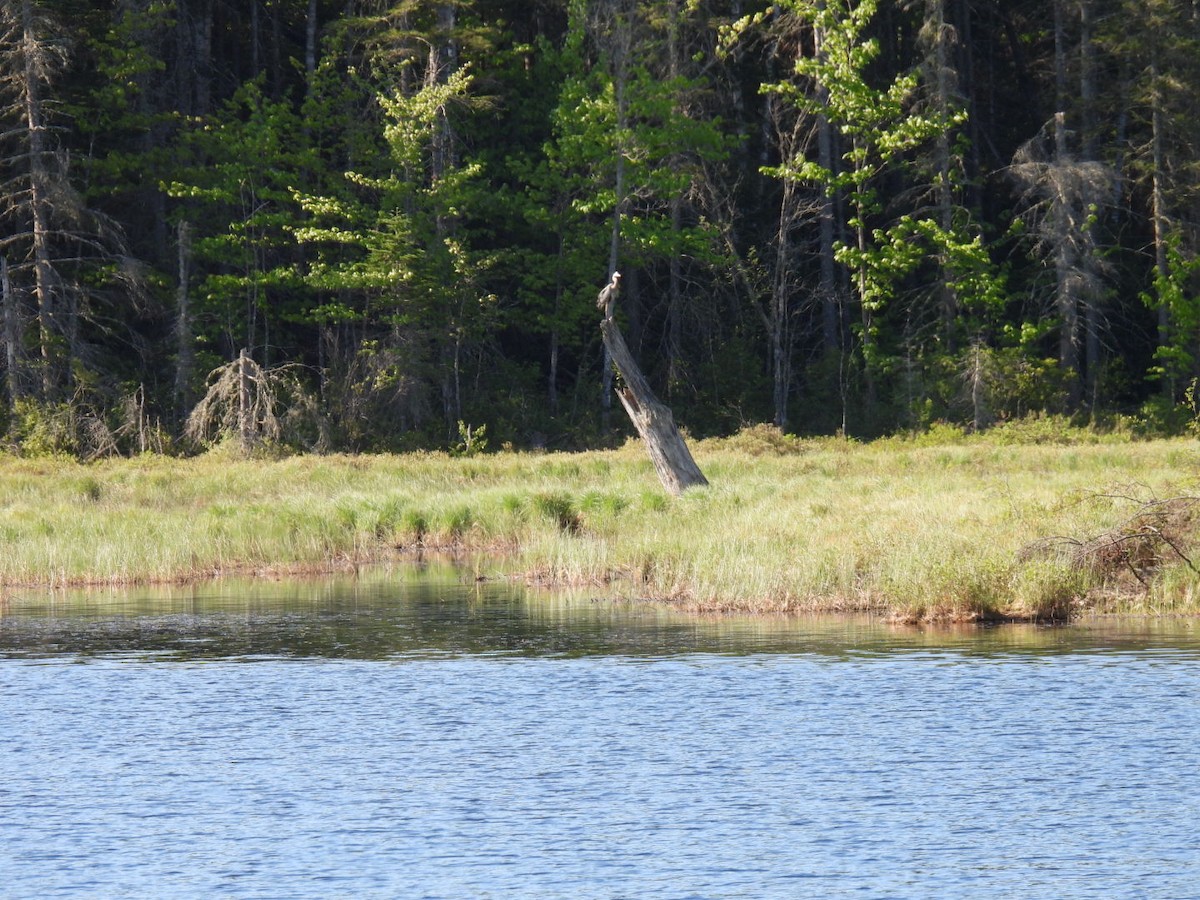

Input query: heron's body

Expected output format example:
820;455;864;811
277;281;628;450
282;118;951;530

597;271;622;315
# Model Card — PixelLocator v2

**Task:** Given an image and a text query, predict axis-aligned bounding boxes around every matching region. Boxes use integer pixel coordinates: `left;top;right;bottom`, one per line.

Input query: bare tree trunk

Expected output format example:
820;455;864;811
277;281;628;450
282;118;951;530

174;221;194;418
665;0;683;393
430;3;461;434
1052;1;1080;408
548;326;560;416
968;340;989;431
600;156;628;434
452;332;462;425
585;0;640;435
269;0;282;96
238;347;252;453
817;150;838;354
1149;47;1171;397
250;0;260;77
667;199;683;396
852;163;876;414
305;0;318;80
177;0;213;116
956;0;981;208
1079;0;1101;403
599;305;707;496
812;9;844;427
1053;110;1080;407
19;0;56;398
603;29;630;437
772;178;793;430
2;256;20;408
926;0;959;350
440;350;454;436
762;32;809;435
548;230;566;417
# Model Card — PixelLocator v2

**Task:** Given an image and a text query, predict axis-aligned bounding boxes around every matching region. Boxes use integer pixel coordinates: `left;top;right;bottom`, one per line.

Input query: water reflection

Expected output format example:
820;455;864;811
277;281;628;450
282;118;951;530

3;563;1198;661
5;564;1200;900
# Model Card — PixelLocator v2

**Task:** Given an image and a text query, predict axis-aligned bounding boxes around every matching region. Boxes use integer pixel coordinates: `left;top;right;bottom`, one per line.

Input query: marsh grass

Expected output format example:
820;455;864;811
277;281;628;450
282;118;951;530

1;430;1198;619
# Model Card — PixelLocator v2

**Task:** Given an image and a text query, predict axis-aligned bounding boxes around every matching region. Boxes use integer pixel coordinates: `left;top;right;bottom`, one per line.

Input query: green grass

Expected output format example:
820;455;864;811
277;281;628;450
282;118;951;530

1;428;1198;620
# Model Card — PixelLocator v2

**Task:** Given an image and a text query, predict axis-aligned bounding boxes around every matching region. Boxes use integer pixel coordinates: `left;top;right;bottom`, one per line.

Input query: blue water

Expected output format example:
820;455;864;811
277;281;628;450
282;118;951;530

2;571;1199;898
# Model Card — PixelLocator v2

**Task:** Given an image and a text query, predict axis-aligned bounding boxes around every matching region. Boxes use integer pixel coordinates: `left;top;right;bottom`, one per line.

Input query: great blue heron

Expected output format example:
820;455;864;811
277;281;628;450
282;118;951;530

596;271;622;313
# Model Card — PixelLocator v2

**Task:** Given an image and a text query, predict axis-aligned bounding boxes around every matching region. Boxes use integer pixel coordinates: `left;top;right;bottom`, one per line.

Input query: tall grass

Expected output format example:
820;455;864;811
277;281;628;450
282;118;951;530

1;429;1197;619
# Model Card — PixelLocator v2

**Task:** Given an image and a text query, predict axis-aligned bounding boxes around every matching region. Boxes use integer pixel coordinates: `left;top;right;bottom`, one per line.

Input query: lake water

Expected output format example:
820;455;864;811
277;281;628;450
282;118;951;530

3;565;1199;898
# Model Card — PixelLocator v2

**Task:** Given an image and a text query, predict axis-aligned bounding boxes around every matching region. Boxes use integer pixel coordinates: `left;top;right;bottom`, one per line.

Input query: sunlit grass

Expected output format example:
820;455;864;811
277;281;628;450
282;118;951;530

1;429;1198;619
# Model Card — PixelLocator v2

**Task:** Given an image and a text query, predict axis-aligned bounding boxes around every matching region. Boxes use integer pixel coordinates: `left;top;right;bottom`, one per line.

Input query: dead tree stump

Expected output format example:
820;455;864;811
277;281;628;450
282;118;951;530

598;288;708;496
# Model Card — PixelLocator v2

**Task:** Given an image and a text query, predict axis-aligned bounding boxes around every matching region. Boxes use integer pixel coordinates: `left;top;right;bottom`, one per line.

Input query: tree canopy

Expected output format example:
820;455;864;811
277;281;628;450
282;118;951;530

1;0;1197;454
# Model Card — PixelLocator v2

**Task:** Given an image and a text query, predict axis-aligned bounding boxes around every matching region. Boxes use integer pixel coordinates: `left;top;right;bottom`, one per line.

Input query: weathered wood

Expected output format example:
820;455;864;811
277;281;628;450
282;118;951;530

2;256;19;404
599;300;708;496
238;347;253;453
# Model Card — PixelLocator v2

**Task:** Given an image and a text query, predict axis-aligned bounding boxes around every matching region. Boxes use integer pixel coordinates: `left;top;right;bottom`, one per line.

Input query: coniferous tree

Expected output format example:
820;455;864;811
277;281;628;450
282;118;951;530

1;0;135;408
545;0;730;432
0;0;1198;452
166;80;316;373
296;63;492;446
1110;0;1200;402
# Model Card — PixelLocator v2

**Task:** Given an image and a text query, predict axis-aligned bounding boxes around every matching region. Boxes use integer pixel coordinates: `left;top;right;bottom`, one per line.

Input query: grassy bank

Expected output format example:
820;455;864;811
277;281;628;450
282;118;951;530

2;426;1198;620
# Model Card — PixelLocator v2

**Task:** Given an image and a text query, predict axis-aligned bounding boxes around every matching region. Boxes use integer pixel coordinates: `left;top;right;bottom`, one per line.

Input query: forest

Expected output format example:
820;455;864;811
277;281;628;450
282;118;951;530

1;0;1198;455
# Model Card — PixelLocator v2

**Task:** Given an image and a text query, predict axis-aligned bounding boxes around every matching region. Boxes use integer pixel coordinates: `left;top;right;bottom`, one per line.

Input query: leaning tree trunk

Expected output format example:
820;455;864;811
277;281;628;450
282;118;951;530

599;308;707;496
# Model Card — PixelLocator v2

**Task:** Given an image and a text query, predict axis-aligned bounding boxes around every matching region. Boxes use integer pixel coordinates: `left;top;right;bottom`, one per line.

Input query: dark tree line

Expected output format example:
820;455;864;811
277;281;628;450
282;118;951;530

1;0;1198;455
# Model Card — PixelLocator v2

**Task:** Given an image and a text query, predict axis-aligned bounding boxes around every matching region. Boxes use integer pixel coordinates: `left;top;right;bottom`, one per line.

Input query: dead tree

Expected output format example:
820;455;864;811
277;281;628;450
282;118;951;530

597;271;708;496
184;348;296;454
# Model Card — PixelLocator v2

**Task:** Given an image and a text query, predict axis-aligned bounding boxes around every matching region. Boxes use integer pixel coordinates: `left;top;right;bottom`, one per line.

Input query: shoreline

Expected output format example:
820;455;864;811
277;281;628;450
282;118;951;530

2;431;1198;621
1;544;1197;623
4;551;1197;624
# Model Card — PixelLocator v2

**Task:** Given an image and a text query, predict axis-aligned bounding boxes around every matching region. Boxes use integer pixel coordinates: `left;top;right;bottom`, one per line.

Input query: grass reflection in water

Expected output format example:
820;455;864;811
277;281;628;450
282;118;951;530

3;564;1199;662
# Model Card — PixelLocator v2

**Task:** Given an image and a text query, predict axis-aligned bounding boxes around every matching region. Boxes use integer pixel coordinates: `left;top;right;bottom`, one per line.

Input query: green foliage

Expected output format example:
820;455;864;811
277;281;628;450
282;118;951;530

697;423;807;456
883;215;1008;316
1142;232;1200;393
539;0;735;370
451;421;489;457
6;400;79;457
294;64;497;443
400;509;429;544
442;504;475;540
165;79;318;352
961;343;1073;421
531;490;581;532
2;0;1197;449
745;0;1006;409
297;66;485;289
984;415;1097;446
1135;395;1193;437
4;389;172;460
70;1;172;179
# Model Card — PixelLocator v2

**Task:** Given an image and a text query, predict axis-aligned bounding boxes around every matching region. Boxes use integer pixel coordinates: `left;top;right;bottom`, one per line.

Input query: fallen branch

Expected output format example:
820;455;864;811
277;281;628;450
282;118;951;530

1022;494;1200;591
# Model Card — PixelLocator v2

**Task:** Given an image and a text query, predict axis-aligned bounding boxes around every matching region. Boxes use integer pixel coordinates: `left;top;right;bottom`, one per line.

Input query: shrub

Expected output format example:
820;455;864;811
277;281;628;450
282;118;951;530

700;423;806;456
8;400;79;457
531;491;580;533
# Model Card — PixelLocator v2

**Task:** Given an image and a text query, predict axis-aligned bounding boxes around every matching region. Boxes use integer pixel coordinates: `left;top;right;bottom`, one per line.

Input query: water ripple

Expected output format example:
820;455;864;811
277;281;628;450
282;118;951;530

3;576;1199;898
